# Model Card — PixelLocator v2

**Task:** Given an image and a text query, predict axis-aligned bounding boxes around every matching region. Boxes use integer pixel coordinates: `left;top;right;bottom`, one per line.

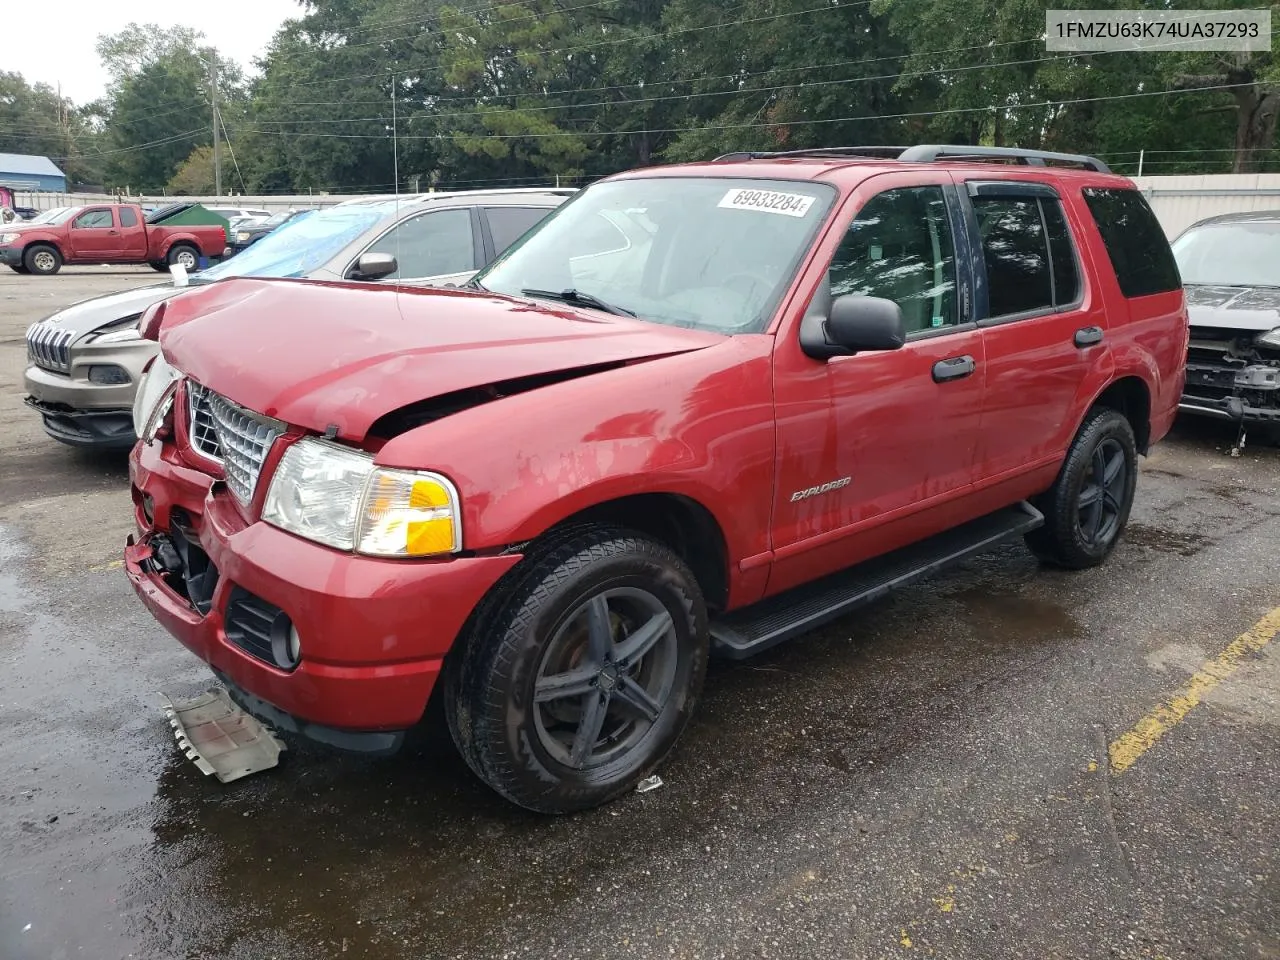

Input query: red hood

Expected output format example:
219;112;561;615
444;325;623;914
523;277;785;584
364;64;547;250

159;278;722;441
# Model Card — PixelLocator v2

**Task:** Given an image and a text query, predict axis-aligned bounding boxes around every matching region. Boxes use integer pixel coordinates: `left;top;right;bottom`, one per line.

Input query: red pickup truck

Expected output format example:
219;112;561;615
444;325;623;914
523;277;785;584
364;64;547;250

0;203;226;275
124;145;1188;813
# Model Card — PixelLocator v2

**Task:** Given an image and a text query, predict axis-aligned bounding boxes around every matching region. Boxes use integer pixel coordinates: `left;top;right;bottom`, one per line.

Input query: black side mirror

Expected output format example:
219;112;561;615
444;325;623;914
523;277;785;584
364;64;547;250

349;252;398;281
800;290;906;360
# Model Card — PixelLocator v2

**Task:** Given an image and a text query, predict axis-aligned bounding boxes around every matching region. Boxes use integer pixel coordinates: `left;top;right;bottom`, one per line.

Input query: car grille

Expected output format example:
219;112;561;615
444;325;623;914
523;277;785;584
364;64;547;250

26;322;74;374
186;381;285;506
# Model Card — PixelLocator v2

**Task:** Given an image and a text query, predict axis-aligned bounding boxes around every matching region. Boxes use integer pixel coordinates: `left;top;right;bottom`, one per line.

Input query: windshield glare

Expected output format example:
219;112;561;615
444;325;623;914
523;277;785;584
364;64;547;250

196;204;395;283
1172;222;1280;286
30;207;76;225
474;177;835;333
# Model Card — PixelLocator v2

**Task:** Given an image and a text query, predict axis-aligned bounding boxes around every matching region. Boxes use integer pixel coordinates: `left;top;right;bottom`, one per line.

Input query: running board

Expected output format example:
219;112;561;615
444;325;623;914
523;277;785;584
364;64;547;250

709;502;1044;659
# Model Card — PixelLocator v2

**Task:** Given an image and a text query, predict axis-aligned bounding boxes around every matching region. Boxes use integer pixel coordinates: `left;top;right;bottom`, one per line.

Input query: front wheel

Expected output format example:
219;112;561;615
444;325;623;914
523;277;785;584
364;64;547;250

1026;407;1138;569
148;261;169;272
23;244;61;275
445;528;708;813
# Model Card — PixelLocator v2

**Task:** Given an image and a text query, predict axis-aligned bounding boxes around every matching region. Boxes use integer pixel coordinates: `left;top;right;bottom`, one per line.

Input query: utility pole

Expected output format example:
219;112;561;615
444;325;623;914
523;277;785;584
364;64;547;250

209;58;222;197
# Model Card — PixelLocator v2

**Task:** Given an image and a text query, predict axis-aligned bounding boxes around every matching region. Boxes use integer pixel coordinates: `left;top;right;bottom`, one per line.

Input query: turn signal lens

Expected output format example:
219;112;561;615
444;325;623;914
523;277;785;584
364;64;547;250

357;470;460;557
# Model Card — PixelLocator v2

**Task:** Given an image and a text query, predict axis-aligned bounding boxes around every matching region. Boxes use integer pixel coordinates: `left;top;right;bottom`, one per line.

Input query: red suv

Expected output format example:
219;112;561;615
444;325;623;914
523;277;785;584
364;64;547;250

124;145;1188;813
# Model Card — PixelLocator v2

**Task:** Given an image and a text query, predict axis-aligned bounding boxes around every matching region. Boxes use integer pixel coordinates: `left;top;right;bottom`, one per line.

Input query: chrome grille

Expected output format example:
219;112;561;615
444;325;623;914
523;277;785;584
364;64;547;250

186;381;285;506
26;322;74;374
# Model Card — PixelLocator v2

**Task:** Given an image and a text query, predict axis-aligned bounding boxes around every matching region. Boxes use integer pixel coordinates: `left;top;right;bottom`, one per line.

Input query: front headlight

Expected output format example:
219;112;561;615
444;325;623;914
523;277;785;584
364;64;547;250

0;233;18;244
91;313;143;345
261;439;462;557
132;351;180;441
1257;327;1280;350
235;232;250;242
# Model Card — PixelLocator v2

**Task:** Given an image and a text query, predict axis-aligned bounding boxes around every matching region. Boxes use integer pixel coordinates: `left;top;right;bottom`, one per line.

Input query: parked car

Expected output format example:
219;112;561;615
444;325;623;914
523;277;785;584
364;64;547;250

23;188;571;448
206;205;272;226
1170;211;1280;443
224;208;306;255
14;206;40;221
123;145;1186;813
0;203;227;275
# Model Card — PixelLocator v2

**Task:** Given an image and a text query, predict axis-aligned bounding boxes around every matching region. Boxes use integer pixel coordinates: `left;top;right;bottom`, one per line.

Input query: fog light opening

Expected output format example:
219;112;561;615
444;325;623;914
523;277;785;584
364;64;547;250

268;615;302;671
287;625;302;665
88;364;131;385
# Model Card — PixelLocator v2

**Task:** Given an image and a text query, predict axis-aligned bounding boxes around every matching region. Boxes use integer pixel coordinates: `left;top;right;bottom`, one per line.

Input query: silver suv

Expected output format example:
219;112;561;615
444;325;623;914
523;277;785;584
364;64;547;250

23;188;573;449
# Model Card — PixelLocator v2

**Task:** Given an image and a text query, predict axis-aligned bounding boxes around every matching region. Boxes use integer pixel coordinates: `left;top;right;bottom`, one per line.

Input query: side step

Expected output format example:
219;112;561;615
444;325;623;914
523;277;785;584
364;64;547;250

709;501;1044;659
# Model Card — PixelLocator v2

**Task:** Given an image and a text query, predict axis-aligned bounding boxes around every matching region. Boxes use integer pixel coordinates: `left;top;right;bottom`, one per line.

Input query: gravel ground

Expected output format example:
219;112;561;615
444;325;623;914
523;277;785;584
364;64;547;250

2;268;1278;960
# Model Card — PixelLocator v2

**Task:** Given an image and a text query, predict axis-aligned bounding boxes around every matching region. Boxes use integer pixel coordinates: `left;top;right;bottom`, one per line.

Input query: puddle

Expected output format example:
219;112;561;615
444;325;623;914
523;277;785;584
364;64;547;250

1124;523;1210;557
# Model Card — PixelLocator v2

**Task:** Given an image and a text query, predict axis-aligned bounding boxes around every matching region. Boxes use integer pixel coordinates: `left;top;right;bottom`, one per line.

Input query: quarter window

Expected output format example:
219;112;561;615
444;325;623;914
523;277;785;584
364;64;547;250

73;209;114;229
363;208;475;279
972;196;1080;318
1082;188;1181;298
827;186;959;333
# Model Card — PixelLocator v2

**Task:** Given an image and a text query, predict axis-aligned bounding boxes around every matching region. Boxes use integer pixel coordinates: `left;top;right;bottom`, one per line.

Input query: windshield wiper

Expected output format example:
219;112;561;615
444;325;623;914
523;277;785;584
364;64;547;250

520;287;636;317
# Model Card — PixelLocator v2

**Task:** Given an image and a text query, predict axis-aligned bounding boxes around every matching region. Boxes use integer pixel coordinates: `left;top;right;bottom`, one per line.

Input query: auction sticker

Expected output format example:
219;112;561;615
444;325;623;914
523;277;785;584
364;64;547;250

718;188;815;218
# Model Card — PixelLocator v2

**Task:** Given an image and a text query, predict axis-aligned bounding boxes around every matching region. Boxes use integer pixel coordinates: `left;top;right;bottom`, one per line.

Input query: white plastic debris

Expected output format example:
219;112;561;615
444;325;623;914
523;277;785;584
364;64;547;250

635;775;664;794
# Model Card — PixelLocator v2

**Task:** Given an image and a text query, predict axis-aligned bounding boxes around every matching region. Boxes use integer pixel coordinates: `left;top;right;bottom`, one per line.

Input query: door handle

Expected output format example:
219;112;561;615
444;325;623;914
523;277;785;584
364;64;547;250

1074;326;1104;347
932;355;975;383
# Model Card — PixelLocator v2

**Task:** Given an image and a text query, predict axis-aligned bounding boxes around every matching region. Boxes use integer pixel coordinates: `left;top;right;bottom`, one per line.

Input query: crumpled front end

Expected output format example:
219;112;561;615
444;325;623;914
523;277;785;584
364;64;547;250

1181;325;1280;427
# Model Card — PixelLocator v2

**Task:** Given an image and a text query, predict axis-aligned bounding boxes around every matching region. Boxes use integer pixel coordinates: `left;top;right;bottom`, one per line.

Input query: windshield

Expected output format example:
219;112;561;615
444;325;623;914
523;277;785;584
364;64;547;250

29;207;76;225
1171;221;1280;287
474;177;836;333
264;210;294;227
194;204;395;283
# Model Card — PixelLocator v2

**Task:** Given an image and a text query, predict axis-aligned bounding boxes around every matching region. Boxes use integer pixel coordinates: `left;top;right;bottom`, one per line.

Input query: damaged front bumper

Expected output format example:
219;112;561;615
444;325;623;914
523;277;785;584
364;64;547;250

1180;357;1280;425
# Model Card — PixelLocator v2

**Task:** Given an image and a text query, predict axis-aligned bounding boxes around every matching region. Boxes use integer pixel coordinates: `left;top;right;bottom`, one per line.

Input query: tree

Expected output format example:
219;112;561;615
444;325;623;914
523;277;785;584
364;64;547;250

0;72;102;185
167;145;216;194
95;24;245;191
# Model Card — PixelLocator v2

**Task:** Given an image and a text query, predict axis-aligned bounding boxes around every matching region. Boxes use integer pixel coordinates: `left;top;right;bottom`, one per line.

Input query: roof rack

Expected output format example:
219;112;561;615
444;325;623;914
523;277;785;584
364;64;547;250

713;144;1110;174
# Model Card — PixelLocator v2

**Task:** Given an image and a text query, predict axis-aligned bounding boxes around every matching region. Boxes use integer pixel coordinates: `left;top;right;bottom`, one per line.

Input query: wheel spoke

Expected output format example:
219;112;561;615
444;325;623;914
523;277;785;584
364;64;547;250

534;666;597;703
583;594;613;666
1102;447;1124;487
1103;489;1123;516
1084;495;1104;539
612;676;663;723
1078;484;1102;509
568;691;610;768
612;610;673;667
1091;446;1107;485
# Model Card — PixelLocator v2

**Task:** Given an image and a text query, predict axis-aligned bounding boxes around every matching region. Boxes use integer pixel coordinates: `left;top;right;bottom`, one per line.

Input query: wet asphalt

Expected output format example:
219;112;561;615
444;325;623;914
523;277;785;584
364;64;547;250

2;269;1278;960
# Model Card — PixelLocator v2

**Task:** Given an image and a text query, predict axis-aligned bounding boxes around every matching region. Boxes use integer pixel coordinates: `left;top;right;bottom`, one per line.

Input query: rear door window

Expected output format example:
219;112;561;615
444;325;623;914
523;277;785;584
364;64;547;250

484;206;555;255
1081;188;1181;297
971;196;1080;318
119;207;138;228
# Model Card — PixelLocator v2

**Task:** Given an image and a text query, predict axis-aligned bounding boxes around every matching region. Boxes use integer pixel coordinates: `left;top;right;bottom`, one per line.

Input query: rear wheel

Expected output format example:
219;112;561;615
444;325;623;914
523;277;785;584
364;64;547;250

445;528;708;813
1026;408;1137;569
166;244;198;271
23;244;61;275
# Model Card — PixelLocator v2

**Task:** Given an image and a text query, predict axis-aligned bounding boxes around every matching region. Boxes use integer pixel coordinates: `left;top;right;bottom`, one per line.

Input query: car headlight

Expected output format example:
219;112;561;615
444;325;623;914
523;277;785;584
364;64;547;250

261;438;462;557
0;232;18;244
92;314;143;344
235;232;250;242
132;351;180;442
1257;327;1280;350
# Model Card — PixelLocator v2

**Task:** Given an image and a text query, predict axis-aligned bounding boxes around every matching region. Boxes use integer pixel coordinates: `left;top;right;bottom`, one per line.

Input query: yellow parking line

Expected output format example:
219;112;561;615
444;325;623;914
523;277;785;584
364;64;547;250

86;559;124;573
1109;606;1280;775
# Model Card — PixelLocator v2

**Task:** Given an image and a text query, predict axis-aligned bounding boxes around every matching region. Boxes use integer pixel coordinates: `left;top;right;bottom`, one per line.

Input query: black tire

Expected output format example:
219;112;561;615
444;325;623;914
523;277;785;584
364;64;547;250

166;244;199;271
444;527;708;814
8;264;27;274
23;244;61;275
1026;407;1138;569
148;261;169;272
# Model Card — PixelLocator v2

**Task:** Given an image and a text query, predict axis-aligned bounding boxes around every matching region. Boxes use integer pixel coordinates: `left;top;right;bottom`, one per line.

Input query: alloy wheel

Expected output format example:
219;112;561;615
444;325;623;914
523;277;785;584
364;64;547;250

1077;437;1127;546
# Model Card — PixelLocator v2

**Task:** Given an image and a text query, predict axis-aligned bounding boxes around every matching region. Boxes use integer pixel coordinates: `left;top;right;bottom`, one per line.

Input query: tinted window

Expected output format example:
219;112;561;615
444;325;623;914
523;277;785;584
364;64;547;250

366;208;475;279
485;206;554;255
1082;188;1180;297
827;186;959;333
1043;199;1080;304
972;198;1052;317
119;207;138;228
74;209;114;229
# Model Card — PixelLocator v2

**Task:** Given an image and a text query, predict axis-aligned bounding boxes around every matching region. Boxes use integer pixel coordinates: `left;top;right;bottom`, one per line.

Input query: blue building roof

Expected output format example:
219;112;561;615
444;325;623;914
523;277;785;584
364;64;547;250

0;153;65;178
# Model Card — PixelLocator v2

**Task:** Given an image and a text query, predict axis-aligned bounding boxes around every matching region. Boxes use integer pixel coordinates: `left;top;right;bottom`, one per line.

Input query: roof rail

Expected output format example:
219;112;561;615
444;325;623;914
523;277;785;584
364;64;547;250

713;146;909;162
897;144;1110;173
713;144;1110;173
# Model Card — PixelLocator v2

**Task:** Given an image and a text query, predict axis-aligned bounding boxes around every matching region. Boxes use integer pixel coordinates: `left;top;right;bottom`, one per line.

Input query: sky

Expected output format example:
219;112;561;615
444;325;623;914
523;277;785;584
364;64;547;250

7;0;304;105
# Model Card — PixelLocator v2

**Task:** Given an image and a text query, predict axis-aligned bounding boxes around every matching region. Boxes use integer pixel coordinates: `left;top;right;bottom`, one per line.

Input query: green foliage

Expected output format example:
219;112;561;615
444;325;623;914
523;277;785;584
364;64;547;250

0;72;101;185
6;1;1280;193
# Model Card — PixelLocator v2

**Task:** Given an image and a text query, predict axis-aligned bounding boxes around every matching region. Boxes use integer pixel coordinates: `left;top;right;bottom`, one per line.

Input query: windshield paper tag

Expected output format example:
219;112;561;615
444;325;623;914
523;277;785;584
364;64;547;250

718;188;815;218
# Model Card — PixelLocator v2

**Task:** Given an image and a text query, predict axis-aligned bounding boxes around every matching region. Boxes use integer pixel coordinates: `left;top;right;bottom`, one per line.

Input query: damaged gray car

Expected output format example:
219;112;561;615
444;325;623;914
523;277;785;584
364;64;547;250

1172;211;1280;445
